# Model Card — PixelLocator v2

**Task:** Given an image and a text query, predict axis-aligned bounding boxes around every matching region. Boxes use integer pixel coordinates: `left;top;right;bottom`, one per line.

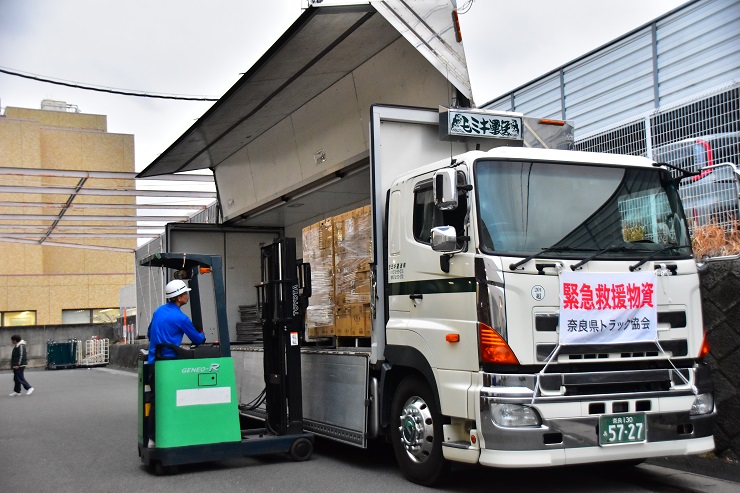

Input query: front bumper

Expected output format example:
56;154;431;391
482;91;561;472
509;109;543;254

476;366;715;467
479;435;715;467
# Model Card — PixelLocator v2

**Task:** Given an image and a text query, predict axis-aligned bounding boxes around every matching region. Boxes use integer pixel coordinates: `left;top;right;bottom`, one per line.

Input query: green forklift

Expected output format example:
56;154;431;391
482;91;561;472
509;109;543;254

137;238;313;475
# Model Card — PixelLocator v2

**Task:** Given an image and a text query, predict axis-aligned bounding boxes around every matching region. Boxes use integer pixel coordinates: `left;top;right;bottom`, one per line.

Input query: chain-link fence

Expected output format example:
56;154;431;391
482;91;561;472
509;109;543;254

576;83;740;257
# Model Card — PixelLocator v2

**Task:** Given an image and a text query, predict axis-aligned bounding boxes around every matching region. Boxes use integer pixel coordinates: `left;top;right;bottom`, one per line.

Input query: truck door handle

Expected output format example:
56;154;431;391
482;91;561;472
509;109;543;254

409;293;423;300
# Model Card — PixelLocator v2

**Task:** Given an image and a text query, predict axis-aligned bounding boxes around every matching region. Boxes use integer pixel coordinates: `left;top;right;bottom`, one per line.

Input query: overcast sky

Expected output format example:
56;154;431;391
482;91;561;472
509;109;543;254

0;0;687;171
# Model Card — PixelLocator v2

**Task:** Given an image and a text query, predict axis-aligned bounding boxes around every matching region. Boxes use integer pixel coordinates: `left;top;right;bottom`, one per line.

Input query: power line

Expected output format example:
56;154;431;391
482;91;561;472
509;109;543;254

0;67;219;102
458;1;475;15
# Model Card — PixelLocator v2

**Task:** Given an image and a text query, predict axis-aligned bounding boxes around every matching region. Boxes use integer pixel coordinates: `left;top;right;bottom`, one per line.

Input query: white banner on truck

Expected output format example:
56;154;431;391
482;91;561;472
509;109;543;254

558;271;657;345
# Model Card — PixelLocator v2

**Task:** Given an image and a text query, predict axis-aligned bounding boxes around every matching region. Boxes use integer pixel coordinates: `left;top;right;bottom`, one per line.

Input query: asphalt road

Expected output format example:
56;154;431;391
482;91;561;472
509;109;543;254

1;367;738;493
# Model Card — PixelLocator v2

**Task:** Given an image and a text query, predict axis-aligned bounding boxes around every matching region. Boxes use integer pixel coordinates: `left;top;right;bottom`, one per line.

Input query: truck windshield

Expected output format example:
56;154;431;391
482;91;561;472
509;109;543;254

474;159;692;258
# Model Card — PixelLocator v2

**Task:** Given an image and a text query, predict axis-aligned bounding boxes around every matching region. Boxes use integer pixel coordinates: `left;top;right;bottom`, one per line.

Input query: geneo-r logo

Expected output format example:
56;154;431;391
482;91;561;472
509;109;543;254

182;363;220;374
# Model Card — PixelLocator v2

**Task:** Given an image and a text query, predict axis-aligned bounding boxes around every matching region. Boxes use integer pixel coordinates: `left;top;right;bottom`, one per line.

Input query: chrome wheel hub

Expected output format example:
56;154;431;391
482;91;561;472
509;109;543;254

398;396;434;463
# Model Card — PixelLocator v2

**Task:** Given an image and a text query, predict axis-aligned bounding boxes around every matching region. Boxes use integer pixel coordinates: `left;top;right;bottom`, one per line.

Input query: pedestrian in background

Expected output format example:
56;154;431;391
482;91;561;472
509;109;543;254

9;334;34;396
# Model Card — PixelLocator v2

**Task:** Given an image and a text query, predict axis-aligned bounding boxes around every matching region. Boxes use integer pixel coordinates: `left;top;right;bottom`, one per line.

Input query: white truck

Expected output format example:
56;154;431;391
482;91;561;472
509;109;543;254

135;1;715;486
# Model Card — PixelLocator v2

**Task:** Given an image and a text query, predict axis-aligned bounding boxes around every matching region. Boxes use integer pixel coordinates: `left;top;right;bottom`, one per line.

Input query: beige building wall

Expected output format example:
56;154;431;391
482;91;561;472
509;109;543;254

0;104;135;326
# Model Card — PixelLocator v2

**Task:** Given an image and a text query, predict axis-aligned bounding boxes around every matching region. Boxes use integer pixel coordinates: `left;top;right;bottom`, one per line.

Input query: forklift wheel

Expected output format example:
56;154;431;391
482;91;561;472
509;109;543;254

289;437;313;461
152;461;167;476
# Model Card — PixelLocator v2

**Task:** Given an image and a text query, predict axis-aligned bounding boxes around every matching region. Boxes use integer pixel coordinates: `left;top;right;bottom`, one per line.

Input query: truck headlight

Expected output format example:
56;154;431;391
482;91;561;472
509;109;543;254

690;393;714;415
491;404;541;427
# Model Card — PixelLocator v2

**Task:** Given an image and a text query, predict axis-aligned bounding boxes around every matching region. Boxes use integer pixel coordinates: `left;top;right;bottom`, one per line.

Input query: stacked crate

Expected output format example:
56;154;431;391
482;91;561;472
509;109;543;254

333;205;372;338
236;304;262;343
303;218;335;338
78;338;110;367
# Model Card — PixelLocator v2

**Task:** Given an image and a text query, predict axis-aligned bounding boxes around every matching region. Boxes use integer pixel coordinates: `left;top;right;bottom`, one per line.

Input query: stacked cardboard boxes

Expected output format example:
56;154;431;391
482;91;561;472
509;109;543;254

302;205;372;339
333;206;372;337
303;218;335;338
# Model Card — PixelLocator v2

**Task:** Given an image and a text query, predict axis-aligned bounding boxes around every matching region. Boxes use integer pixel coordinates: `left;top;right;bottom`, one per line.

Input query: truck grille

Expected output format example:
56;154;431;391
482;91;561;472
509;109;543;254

536;340;688;362
537;368;691;396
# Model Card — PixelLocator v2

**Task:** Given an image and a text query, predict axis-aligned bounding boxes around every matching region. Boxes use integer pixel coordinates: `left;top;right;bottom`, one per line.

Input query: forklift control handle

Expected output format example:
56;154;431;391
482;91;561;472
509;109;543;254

155;343;199;360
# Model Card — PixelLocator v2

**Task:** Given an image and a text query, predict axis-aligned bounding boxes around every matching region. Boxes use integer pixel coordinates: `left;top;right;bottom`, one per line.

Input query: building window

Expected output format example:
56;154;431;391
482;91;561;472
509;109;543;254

62;308;119;325
62;309;90;324
1;311;37;327
93;308;119;324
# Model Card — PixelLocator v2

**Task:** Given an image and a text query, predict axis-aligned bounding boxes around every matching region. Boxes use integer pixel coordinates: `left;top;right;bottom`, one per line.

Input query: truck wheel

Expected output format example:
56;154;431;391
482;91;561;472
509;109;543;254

289;437;313;461
390;376;449;486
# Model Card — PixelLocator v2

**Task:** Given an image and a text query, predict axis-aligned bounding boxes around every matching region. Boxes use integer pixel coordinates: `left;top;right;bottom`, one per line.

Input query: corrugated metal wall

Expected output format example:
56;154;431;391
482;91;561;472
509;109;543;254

566;29;656;132
134;236;164;337
657;0;740;104
187;201;220;224
483;0;740;140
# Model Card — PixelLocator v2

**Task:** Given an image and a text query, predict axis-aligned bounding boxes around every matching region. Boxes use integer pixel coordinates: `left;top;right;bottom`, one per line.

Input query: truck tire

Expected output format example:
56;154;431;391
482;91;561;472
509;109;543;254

390;375;449;486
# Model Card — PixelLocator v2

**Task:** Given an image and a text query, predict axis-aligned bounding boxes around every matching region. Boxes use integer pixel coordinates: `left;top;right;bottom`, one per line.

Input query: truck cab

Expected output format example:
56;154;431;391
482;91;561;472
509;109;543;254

383;144;714;477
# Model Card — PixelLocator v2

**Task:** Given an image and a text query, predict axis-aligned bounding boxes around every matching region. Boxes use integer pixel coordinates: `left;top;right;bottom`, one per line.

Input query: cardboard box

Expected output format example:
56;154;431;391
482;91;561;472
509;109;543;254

334;303;371;337
334;305;353;336
307;325;335;338
334;206;372;256
335;261;371;304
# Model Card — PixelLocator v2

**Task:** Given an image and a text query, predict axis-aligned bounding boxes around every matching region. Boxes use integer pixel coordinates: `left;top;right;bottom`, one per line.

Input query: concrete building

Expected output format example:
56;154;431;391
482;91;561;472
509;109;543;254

0;101;135;327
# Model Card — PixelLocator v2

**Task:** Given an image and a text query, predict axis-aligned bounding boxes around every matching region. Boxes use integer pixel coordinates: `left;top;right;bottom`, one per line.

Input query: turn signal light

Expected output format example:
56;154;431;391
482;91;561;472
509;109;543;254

446;333;460;343
479;322;519;365
698;333;710;358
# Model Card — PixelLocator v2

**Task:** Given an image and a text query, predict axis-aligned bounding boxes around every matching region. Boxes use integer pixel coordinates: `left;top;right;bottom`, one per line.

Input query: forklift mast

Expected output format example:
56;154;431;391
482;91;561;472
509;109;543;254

257;237;311;436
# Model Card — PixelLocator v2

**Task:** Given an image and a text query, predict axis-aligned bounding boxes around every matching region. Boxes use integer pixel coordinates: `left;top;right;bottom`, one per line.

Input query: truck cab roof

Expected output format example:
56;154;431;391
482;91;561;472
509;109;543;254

395;147;659;183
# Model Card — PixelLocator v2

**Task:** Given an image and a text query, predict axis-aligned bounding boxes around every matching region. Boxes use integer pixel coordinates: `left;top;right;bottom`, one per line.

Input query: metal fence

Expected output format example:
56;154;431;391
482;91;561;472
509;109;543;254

576;83;740;238
618;191;676;245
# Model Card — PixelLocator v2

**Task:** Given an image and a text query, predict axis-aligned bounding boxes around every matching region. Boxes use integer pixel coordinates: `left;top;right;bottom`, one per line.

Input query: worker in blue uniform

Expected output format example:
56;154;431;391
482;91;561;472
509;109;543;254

145;279;207;448
147;279;206;364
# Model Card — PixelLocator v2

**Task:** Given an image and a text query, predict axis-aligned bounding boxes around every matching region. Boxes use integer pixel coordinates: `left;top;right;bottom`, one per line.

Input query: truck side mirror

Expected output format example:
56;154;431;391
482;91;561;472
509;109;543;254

431;225;458;252
434;169;458;210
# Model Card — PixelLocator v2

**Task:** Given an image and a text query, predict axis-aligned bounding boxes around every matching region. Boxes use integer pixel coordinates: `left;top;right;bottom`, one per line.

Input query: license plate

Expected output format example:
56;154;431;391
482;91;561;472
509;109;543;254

599;413;647;445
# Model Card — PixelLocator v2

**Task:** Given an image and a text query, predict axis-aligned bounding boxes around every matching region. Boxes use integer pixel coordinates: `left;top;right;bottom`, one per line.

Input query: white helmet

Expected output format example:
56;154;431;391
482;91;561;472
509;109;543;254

165;279;191;299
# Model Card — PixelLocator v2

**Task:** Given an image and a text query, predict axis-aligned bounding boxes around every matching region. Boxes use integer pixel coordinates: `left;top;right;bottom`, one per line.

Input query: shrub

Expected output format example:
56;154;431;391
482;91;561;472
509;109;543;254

692;222;740;259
